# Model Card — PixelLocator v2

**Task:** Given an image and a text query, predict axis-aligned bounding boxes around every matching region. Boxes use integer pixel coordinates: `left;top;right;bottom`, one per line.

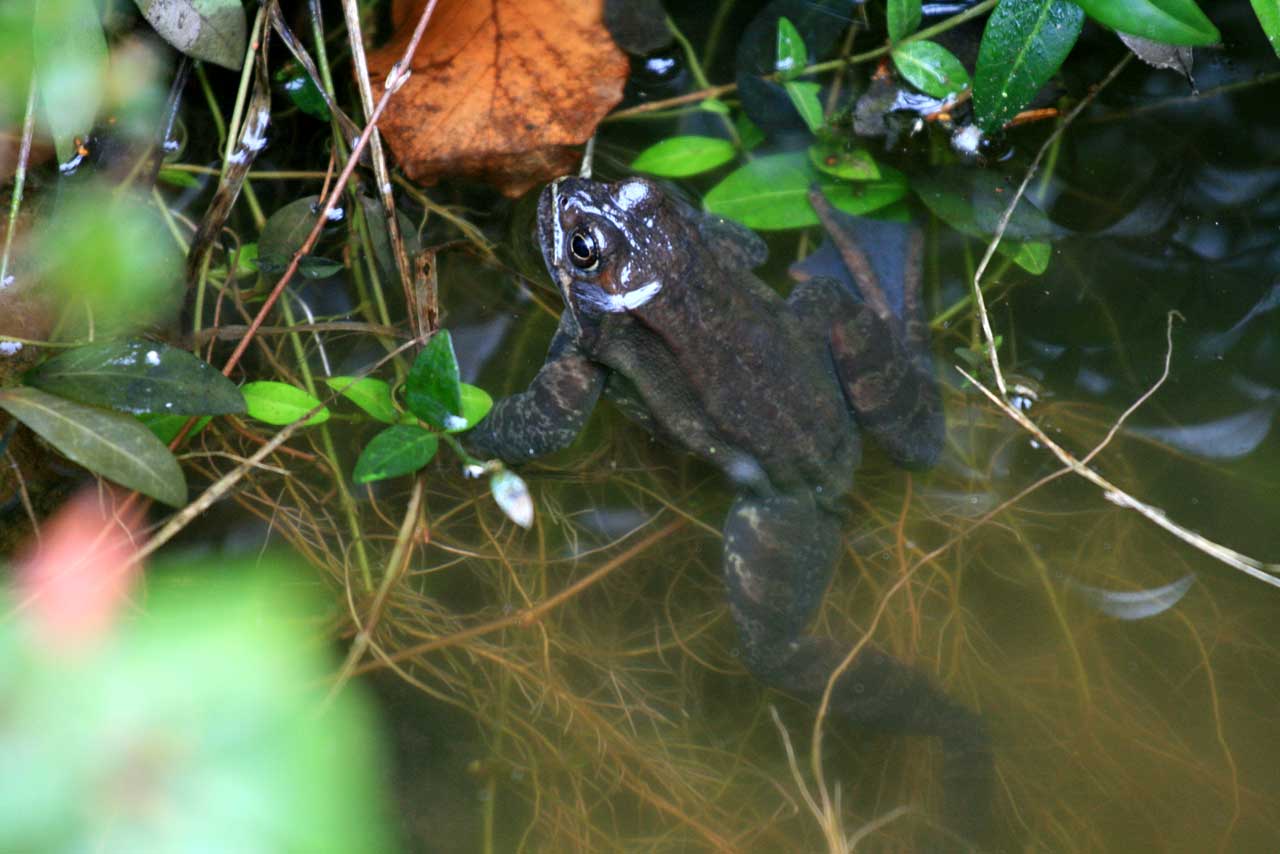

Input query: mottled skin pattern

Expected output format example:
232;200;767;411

470;177;992;843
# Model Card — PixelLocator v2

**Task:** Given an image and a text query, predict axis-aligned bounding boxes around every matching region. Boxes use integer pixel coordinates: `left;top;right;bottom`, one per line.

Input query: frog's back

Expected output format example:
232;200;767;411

597;252;861;498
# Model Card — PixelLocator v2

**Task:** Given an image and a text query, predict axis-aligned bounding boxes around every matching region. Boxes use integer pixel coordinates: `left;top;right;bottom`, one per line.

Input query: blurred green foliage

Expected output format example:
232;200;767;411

30;188;181;338
0;557;397;854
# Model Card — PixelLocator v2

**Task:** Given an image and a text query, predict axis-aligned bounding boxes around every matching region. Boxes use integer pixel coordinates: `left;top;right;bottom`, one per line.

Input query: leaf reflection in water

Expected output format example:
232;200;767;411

1065;573;1196;621
1129;401;1278;461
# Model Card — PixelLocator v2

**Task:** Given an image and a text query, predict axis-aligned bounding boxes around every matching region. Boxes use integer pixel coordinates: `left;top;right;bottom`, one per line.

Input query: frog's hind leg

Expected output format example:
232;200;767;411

722;492;992;842
789;276;945;470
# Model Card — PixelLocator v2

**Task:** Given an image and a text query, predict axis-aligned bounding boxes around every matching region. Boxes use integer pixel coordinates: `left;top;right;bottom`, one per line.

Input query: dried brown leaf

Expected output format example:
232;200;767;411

368;0;629;197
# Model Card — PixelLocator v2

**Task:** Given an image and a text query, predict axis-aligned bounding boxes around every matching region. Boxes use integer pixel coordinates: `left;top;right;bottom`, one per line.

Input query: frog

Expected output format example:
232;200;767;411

469;175;993;843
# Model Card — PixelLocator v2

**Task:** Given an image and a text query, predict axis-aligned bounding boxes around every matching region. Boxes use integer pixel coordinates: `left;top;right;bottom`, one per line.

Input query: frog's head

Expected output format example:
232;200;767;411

536;176;692;319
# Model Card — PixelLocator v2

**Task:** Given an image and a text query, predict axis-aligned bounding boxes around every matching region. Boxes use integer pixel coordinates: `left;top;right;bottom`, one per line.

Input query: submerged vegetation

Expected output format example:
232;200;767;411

2;0;1280;850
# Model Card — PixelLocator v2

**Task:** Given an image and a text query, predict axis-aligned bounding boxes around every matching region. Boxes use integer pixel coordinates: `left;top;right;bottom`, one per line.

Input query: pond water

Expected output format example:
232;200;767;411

405;4;1280;851
6;1;1280;851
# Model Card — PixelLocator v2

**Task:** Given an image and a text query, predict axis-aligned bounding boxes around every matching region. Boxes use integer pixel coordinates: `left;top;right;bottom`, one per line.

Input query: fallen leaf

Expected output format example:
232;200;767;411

368;0;629;197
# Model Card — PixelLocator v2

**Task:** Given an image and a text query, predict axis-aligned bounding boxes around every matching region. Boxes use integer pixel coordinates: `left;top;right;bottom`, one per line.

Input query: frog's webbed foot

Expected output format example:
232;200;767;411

467;319;606;464
723;493;992;844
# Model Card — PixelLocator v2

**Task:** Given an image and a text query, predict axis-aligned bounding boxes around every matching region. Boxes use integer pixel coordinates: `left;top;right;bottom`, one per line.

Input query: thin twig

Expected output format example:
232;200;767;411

970;53;1134;397
0;75;38;287
959;363;1280;588
325;474;426;704
963;50;1278;588
221;0;442;377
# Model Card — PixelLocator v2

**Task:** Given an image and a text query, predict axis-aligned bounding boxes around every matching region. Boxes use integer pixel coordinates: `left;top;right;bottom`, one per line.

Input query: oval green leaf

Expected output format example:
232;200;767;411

405;331;464;430
257;192;346;279
325;376;397;424
449;383;494;434
974;0;1085;132
242;381;330;426
631;136;737;178
33;0;108;165
888;0;922;42
892;39;971;97
703;152;817;230
775;16;808;78
809;143;880;181
1073;0;1219;45
0;386;187;506
913;176;1054;275
353;425;438;484
821;174;909;217
25;339;245;416
132;0;247;70
783;81;824;132
1254;0;1280;57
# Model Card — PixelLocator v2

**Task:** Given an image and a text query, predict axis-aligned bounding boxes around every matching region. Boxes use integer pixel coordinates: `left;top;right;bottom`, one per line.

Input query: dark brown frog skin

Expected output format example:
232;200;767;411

470;176;992;843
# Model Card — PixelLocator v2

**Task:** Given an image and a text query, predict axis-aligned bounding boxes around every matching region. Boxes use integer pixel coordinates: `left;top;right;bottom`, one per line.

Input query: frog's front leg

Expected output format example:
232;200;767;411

723;492;992;842
468;319;607;464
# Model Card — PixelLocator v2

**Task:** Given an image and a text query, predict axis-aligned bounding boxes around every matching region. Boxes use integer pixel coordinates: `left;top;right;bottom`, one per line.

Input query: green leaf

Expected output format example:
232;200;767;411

892;40;971;97
704;152;903;230
915;168;1063;240
1010;240;1051;274
131;0;247;70
783;80;825;132
33;0;109;165
324;376;398;424
139;413;211;444
298;256;343;278
821;173;909;217
241;381;329;426
913;176;1054;275
974;0;1085;132
1074;0;1218;45
259;196;341;278
0;386;186;506
405;331;464;430
25;339;245;416
1251;0;1280;57
699;97;731;115
234;242;259;273
704;152;816;230
775;16;808;79
157;168;200;188
631;136;737;178
0;5;35;130
809;142;880;180
275;64;331;120
490;470;533;529
888;0;922;42
353;425;438;484
450;384;493;433
736;113;766;151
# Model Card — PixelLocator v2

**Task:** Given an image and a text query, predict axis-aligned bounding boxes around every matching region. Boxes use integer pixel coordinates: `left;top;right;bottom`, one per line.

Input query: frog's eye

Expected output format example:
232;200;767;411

568;228;599;271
